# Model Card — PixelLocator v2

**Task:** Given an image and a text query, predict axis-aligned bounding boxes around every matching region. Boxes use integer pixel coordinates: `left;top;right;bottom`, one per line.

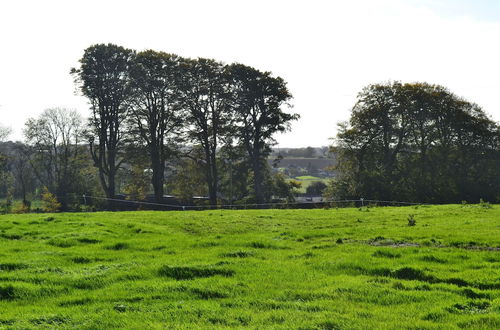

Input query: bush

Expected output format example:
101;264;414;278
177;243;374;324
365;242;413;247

12;201;30;214
306;181;327;196
479;198;491;209
41;187;61;213
407;214;416;226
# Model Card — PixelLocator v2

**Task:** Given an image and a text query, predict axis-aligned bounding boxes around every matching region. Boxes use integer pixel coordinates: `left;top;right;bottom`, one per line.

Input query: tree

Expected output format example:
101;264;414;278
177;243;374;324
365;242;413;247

331;82;500;203
10;143;36;206
23;108;85;210
306;181;327;196
272;173;301;202
0;126;11;202
129;50;183;202
229;63;297;204
41;186;61;212
0;125;11;142
71;43;134;207
166;148;208;204
217;141;249;204
178;58;233;205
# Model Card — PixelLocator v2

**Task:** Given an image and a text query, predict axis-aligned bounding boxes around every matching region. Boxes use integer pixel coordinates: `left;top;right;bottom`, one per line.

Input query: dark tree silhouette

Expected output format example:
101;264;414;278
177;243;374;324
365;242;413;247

229;63;297;204
129;50;183;203
71;44;134;206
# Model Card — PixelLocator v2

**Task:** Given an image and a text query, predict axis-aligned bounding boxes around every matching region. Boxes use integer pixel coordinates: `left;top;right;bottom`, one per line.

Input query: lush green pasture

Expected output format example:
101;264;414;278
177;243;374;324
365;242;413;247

0;205;499;329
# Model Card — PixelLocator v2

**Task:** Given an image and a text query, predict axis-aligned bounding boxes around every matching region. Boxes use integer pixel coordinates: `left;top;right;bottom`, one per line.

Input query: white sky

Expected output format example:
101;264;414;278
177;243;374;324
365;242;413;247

1;0;499;147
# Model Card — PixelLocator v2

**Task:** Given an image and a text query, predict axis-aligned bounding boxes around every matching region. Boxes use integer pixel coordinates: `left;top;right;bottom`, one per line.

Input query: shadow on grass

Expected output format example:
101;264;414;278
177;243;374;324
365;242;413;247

158;265;234;280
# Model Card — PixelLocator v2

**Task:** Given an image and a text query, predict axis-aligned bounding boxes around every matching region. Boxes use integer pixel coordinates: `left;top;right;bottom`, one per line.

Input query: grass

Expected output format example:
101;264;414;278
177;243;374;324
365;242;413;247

0;205;498;329
295;175;321;180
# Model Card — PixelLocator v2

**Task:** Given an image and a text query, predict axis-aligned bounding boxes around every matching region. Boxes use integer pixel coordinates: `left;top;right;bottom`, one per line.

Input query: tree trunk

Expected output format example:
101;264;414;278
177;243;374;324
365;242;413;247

253;157;264;205
151;152;165;204
107;167;116;210
207;160;218;206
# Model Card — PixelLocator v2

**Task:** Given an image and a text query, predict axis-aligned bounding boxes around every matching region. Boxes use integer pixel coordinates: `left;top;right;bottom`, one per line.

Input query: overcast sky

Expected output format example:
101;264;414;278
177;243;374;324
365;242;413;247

1;0;499;147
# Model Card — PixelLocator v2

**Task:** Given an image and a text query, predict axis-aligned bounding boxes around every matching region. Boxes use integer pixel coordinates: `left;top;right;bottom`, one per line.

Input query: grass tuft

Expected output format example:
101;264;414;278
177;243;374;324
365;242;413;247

220;251;254;258
105;242;129;250
190;287;228;299
0;233;22;240
58;298;93;306
372;250;401;258
77;238;101;244
71;257;92;264
0;263;28;271
158;265;235;280
0;285;18;300
30;315;69;325
421;255;447;263
391;267;434;282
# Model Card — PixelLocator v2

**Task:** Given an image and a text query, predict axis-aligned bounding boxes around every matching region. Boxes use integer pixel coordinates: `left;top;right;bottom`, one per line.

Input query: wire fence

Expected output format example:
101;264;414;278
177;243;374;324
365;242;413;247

76;194;428;211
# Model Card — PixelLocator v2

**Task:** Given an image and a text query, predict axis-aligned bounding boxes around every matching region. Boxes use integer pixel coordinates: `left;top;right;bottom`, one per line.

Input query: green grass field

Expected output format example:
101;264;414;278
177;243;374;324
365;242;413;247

0;205;499;329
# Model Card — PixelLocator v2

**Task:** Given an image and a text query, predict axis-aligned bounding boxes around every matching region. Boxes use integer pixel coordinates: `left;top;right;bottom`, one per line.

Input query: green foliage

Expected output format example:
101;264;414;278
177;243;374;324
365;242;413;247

167;155;208;203
0;205;498;328
23;108;88;211
128;50;184;202
41;187;61;213
122;165;149;202
273;173;301;201
332;82;500;203
229;63;298;204
11;201;30;214
71;43;135;203
306;181;327;196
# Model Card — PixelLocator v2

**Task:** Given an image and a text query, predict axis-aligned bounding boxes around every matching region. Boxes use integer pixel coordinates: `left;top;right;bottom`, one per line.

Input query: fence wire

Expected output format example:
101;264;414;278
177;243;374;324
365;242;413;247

76;194;427;211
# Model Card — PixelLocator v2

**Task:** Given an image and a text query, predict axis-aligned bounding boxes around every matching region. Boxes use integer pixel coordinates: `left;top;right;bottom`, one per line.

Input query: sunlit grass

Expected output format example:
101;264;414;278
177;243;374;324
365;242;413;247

0;205;498;328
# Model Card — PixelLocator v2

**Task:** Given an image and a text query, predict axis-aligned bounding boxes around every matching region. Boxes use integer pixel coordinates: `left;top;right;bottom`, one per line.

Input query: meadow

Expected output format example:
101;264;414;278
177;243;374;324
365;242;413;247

0;205;498;329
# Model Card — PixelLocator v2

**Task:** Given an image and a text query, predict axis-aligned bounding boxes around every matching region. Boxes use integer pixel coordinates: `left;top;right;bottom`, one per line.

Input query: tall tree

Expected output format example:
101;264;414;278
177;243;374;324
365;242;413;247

178;58;233;205
129;50;183;202
229;64;297;204
71;44;134;205
23;108;84;210
10;143;36;206
0;124;11;201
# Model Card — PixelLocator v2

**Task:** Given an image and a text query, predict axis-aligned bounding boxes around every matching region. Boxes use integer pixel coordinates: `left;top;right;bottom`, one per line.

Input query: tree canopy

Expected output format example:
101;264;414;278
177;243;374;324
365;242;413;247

68;44;299;207
71;44;135;205
330;82;500;203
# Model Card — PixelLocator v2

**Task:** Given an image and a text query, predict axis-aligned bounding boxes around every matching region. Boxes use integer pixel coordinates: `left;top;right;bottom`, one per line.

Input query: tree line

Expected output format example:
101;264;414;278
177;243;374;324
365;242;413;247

0;43;300;211
1;49;499;212
326;82;499;203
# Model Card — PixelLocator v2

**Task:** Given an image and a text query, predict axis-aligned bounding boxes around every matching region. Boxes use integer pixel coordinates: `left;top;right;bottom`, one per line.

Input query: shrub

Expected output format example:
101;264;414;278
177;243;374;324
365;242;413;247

12;201;30;214
479;198;491;209
0;197;12;214
407;214;416;226
41;187;61;213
